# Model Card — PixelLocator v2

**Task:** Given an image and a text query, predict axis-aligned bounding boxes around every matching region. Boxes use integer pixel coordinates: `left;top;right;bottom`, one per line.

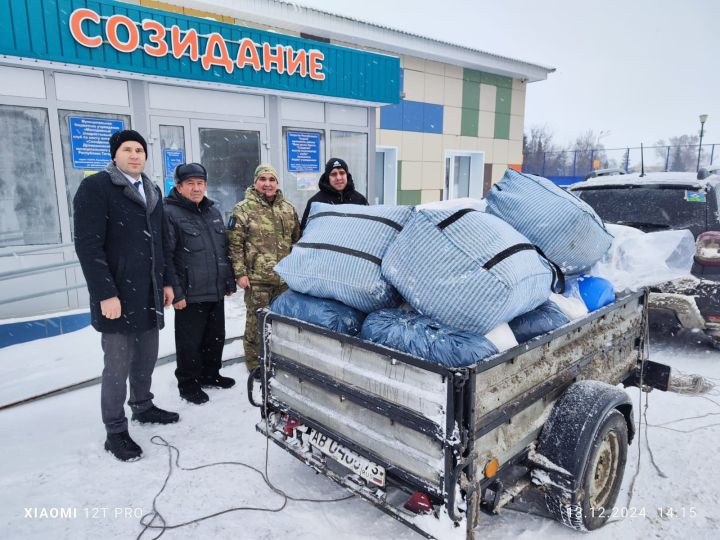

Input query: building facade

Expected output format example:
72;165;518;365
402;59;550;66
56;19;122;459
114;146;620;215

0;0;553;324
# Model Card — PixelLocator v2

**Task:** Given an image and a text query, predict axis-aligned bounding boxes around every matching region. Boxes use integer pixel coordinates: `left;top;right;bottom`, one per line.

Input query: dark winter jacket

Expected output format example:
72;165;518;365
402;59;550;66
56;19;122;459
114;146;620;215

299;172;369;232
164;188;236;303
73;163;174;333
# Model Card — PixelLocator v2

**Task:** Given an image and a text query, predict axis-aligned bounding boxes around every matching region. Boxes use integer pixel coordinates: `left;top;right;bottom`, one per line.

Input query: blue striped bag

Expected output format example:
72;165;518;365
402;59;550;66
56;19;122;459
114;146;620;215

274;203;413;312
382;208;559;335
486;169;613;274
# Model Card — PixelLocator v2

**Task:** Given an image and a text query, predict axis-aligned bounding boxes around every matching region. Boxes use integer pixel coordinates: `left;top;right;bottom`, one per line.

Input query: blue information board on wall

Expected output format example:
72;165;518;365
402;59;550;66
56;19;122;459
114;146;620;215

287;131;322;173
163;149;186;194
69;117;125;169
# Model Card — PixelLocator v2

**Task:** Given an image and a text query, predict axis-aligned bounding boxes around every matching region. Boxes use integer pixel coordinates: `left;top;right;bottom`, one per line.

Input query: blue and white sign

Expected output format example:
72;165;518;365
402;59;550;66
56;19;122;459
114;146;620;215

287;131;321;173
69;117;124;169
163;148;186;195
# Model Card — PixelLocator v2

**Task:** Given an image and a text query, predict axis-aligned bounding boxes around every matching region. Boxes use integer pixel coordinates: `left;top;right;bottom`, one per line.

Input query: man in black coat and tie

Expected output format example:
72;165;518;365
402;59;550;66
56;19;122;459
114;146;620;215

74;129;179;462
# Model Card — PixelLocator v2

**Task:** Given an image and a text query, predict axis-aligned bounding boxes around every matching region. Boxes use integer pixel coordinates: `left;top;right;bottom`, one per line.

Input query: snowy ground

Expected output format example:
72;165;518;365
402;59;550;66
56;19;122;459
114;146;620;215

1;328;719;540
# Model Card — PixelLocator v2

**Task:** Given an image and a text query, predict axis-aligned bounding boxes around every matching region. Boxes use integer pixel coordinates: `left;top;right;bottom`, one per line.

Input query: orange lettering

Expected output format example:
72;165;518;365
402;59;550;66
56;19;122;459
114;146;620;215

308;51;325;81
141;19;168;58
106;15;140;54
262;43;285;74
201;33;234;73
170;26;199;61
235;38;262;71
69;8;102;48
285;47;307;77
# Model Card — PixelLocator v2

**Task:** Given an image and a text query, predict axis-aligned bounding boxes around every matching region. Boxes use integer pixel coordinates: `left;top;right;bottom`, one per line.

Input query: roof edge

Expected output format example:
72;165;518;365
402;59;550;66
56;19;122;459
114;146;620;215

151;0;556;82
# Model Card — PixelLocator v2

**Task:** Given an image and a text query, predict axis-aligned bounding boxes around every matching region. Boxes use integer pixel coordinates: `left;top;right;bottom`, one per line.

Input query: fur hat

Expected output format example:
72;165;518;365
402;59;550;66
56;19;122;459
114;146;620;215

109;129;147;159
175;162;208;183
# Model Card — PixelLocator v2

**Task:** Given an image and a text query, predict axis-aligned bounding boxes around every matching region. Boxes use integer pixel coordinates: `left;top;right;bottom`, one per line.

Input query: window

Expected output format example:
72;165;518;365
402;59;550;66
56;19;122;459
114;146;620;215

58;110;131;236
0;105;61;246
330;131;368;197
443;151;485;200
375;147;398;205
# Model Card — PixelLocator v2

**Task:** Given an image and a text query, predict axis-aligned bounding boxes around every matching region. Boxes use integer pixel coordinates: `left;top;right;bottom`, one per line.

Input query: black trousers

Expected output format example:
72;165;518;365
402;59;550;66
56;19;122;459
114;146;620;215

174;300;225;393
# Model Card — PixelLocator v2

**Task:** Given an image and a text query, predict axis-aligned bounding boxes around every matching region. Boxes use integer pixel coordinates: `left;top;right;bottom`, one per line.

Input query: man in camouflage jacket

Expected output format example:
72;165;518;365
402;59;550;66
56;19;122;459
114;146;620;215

228;164;300;373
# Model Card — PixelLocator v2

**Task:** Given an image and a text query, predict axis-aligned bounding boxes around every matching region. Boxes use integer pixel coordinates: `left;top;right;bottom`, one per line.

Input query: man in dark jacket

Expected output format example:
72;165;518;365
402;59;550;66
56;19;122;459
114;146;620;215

165;163;237;405
74;130;179;462
299;157;369;232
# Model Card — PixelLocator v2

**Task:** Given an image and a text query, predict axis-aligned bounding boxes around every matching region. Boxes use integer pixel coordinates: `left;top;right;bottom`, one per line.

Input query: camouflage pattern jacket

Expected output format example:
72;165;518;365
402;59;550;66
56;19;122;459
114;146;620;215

228;187;300;286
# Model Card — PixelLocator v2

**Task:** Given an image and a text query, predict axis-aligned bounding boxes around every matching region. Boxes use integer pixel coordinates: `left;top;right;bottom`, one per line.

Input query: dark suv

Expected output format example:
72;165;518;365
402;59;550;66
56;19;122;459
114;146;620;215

568;169;720;345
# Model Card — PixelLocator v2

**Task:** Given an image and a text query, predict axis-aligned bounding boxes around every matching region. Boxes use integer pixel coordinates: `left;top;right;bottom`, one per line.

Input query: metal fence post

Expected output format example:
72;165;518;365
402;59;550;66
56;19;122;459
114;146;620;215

572;150;577;178
711;144;716;166
541;152;546;176
665;146;670;171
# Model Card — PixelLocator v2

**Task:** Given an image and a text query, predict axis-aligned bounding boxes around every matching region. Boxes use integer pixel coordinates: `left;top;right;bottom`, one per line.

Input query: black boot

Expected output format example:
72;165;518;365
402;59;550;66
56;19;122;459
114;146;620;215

132;405;180;425
105;431;142;461
180;388;210;405
199;374;236;389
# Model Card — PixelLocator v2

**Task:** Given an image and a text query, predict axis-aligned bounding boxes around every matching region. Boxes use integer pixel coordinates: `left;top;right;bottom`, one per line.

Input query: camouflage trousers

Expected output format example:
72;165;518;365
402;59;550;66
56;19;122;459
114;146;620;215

244;282;287;372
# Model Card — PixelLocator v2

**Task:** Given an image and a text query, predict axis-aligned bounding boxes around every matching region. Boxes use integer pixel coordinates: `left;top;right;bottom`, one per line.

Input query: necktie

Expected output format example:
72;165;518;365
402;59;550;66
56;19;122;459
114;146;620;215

133;181;142;192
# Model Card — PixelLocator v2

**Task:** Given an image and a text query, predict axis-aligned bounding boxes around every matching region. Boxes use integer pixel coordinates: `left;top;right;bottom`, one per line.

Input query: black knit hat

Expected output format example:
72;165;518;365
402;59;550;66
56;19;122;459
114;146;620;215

175;162;208;183
324;157;349;175
109;129;147;159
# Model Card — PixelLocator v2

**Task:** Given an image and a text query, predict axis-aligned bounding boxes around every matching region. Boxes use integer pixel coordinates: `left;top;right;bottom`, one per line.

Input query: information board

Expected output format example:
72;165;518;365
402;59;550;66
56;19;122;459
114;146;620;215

287;131;321;173
69;117;124;169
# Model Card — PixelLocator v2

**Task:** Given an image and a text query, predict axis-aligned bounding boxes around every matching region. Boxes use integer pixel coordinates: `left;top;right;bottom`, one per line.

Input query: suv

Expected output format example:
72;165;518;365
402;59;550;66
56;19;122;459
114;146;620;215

568;169;720;345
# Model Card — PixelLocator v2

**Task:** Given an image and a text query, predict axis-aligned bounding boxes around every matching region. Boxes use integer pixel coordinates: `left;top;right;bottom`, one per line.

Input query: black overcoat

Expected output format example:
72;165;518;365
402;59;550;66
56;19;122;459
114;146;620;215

73;164;173;333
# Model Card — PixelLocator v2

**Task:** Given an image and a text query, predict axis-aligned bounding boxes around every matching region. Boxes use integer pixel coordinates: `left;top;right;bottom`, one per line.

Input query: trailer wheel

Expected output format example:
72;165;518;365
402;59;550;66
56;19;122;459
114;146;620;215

545;409;628;531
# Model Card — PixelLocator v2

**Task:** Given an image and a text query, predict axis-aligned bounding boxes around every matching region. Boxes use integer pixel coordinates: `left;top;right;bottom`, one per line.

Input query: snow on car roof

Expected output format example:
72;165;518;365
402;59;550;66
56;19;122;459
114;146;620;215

568;171;715;190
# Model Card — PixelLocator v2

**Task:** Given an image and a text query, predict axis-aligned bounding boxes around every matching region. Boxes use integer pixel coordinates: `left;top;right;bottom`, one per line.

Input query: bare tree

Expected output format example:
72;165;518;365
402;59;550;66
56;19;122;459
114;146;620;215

655;135;700;172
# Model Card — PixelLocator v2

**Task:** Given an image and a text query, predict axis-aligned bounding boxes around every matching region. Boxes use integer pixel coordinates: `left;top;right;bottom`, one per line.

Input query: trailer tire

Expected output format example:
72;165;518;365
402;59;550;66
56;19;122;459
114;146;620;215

544;408;628;531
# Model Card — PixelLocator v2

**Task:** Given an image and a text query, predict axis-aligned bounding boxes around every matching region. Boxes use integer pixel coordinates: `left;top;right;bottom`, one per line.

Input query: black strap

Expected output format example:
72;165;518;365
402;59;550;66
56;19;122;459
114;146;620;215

307;211;404;232
483;243;565;294
296;242;382;266
437;208;477;230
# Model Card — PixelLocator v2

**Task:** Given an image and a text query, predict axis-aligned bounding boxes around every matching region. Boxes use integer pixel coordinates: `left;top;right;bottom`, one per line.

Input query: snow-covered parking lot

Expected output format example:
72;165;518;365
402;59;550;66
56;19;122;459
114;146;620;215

1;329;719;540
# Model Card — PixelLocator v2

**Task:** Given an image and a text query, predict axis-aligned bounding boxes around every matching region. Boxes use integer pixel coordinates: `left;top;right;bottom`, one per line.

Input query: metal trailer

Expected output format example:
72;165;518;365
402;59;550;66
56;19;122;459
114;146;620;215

250;290;670;539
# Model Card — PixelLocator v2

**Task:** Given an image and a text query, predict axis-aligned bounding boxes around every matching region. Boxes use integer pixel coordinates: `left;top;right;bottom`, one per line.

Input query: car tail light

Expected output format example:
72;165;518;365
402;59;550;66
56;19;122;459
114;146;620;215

404;491;433;514
281;414;302;436
695;232;720;266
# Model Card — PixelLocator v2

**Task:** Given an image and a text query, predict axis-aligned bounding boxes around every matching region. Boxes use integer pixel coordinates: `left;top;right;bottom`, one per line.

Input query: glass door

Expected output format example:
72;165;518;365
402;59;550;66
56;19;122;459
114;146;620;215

190;119;266;223
444;154;471;200
149;116;190;196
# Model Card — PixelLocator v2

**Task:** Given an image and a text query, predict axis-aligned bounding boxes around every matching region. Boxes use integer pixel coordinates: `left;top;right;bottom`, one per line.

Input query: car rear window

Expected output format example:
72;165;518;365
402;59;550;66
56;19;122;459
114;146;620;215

573;185;707;237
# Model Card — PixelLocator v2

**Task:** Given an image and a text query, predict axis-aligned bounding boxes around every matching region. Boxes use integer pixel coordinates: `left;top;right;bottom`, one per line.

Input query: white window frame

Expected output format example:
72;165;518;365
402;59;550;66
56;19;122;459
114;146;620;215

443;150;485;200
375;146;398;205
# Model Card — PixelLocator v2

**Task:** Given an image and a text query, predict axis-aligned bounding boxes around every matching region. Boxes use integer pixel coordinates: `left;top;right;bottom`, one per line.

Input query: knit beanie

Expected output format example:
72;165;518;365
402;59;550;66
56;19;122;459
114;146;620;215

324;157;349;175
109;129;148;159
254;164;279;182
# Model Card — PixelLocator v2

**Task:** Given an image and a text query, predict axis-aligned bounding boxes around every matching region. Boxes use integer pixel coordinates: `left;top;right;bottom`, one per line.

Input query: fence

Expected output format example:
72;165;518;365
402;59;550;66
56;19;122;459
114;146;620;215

522;143;718;186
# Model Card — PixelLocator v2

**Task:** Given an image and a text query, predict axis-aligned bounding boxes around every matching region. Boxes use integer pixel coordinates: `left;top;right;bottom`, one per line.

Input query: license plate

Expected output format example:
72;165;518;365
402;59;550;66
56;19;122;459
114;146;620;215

308;429;386;487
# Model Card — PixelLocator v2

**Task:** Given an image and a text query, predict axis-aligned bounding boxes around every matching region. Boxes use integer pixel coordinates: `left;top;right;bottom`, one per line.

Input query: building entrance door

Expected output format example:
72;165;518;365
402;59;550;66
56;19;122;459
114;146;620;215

150;117;266;223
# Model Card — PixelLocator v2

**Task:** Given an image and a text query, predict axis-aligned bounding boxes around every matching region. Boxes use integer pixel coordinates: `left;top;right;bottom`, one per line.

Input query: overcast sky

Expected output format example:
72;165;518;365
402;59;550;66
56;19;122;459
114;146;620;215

292;0;718;151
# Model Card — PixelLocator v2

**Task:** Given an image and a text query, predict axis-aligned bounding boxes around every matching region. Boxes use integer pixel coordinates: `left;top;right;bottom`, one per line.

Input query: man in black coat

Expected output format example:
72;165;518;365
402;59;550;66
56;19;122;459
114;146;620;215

74;130;179;462
299;157;369;232
164;163;237;405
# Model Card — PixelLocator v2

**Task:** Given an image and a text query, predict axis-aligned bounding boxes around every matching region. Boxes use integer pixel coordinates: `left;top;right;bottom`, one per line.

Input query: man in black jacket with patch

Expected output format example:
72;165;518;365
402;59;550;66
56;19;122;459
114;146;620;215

165;163;237;404
74;130;179;462
299;157;369;232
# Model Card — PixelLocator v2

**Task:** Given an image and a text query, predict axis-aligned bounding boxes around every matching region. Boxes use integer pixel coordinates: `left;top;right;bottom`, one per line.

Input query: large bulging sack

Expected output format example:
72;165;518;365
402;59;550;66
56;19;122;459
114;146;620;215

359;309;498;368
382;208;557;335
275;203;413;312
269;290;366;335
486;169;613;274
